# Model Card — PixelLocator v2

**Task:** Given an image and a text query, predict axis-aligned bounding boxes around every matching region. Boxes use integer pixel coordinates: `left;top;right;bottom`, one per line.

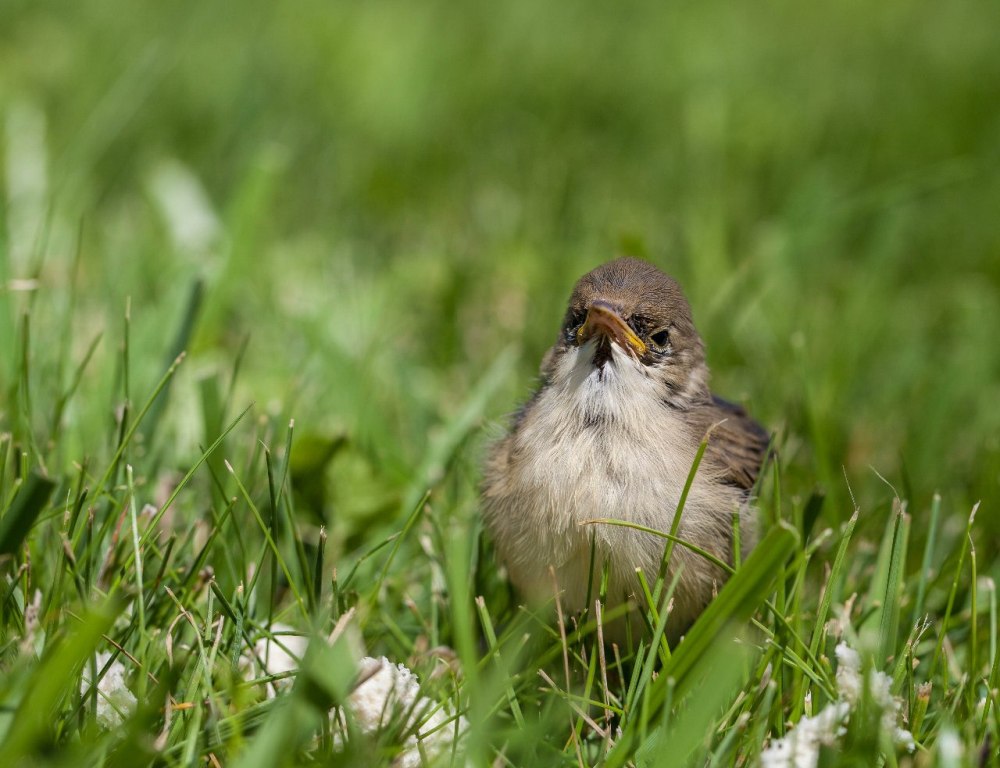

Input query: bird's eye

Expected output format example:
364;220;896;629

649;329;670;348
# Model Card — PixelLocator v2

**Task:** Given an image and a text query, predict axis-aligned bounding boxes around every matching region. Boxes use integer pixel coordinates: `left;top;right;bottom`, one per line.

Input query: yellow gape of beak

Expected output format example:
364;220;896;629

576;302;647;357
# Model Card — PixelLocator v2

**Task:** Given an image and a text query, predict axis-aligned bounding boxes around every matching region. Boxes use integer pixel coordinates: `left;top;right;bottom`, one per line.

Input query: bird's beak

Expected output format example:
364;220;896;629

576;301;647;356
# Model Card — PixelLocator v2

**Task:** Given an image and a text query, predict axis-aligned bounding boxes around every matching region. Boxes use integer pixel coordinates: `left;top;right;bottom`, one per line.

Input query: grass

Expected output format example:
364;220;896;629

1;0;1000;764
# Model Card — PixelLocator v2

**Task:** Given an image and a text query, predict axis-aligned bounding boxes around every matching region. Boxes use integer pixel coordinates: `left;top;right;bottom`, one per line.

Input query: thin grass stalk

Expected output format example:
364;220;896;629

125;465;145;647
930;502;979;687
87;352;188;549
912;493;941;626
970;538;978;714
878;500;909;667
131;402;252;558
226;460;307;619
475;596;525;729
654;429;711;596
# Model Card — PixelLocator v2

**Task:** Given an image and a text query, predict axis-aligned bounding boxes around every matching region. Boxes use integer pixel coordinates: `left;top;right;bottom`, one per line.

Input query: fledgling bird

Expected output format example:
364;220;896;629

482;257;769;642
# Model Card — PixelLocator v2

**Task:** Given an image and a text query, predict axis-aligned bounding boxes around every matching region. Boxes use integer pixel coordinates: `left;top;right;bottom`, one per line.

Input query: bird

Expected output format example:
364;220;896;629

481;257;769;643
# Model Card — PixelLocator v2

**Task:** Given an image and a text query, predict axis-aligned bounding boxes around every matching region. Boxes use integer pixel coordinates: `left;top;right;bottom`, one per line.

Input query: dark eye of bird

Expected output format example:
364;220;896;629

565;309;586;340
649;329;670;348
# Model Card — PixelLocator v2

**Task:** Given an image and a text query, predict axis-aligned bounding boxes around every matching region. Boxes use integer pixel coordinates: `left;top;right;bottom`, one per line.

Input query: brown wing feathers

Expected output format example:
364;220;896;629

696;396;771;493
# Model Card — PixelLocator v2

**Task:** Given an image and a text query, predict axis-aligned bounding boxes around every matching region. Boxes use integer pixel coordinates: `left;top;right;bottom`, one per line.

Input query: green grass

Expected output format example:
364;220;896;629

1;0;1000;764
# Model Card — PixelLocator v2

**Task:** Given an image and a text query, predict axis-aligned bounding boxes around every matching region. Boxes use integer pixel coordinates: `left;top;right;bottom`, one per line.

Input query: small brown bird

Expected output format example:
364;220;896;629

482;257;769;642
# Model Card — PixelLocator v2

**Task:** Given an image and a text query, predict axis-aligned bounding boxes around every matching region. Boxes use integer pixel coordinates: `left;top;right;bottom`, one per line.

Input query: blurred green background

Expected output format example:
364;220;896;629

2;0;999;544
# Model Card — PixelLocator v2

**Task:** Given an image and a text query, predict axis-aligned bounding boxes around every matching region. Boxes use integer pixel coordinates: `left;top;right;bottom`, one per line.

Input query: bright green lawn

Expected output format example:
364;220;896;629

1;0;999;765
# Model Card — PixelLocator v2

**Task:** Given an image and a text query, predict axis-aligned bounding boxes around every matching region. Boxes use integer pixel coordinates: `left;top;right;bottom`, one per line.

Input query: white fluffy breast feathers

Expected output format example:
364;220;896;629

500;342;722;544
517;342;700;484
545;340;666;427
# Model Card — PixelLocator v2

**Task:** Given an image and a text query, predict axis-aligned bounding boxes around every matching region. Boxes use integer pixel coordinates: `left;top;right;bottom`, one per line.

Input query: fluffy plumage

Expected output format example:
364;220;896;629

481;257;769;641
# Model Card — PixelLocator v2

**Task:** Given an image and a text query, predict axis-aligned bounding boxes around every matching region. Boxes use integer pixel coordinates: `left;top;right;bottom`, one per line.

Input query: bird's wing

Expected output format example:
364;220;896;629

692;395;771;493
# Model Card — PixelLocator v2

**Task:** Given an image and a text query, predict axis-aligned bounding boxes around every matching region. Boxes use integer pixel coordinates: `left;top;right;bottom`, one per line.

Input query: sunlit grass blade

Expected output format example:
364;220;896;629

143;279;204;439
0;598;123;760
877;499;910;666
808;508;858;660
659;523;798;701
50;330;103;444
930;502;979;686
130;401;254;557
226;459;307;619
475;596;525;729
638;626;752;767
656;427;710;589
605;523;799;766
88;351;187;514
912;493;941;626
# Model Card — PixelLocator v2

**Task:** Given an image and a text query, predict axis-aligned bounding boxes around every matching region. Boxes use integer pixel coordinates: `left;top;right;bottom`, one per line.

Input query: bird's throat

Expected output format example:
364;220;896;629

591;339;614;375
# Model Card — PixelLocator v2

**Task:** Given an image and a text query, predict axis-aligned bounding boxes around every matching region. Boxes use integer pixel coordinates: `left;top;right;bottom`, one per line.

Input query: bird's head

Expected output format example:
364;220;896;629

542;258;710;405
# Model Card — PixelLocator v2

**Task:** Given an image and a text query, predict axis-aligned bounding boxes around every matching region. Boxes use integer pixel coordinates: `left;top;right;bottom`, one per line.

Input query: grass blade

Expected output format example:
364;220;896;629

0;471;56;555
877;499;910;666
0;598;123;760
605;522;799;766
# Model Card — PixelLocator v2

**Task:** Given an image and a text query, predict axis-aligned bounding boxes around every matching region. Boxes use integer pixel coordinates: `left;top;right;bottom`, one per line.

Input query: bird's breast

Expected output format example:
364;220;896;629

495;355;692;555
511;372;699;533
482;348;743;617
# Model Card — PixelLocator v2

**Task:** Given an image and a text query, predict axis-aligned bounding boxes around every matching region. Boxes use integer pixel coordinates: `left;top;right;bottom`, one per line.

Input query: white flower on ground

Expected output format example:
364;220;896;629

342;655;467;768
759;641;914;767
239;625;466;764
936;727;963;768
240;622;309;698
759;701;849;768
832;642;862;700
833;642;914;749
80;651;137;729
